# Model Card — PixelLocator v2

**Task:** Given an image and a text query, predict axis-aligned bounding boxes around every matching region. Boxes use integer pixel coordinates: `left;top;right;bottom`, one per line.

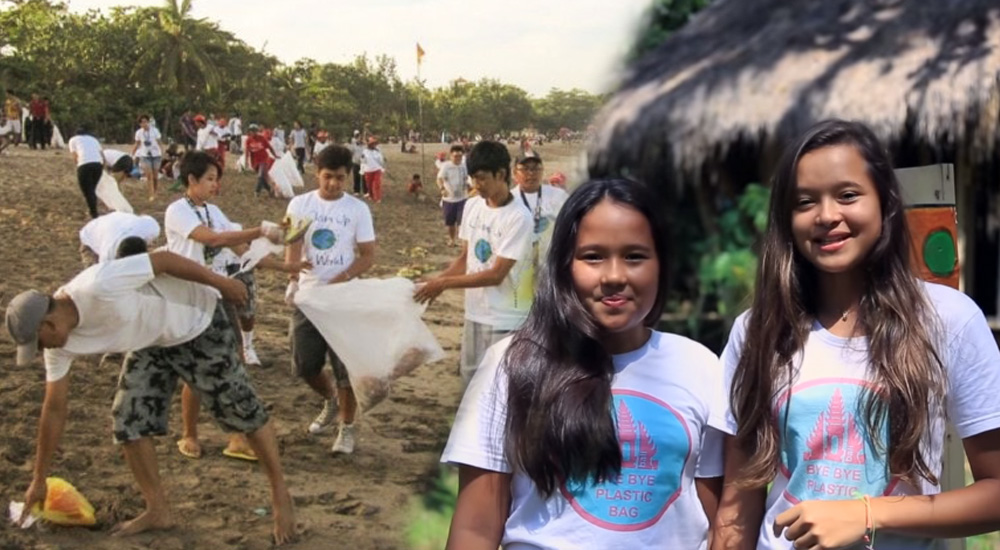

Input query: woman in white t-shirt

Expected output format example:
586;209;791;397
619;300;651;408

67;126;104;218
165;150;300;462
715;120;1000;550
130;114;163;202
443;179;726;549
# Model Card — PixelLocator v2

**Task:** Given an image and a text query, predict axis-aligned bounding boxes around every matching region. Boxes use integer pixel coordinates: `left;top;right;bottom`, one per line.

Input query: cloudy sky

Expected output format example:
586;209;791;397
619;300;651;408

65;0;651;97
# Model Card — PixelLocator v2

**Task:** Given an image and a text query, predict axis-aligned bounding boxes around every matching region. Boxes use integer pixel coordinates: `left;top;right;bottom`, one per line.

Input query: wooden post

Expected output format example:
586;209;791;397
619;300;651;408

895;164;964;550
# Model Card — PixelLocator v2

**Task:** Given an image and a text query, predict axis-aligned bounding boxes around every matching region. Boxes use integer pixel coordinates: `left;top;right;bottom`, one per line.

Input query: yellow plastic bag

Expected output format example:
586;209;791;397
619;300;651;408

31;477;96;526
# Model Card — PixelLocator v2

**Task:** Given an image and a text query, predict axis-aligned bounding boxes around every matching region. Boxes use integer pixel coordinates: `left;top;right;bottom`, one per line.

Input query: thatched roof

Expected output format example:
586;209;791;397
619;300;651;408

589;0;1000;180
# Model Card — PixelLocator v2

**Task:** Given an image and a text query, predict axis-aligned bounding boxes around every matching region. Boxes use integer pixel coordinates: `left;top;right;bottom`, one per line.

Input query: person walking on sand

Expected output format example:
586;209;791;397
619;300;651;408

6;251;297;545
436;144;470;247
360;136;387;203
131;114;163;202
4;89;22;147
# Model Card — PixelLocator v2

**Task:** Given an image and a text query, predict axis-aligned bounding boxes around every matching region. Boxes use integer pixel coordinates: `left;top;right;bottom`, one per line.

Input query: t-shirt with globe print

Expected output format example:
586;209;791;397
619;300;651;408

458;196;534;331
511;184;569;271
720;281;1000;550
285;191;375;288
442;332;727;550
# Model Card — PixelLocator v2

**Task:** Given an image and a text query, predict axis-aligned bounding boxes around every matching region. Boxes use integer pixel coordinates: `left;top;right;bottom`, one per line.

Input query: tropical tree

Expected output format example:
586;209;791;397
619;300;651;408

132;0;221;136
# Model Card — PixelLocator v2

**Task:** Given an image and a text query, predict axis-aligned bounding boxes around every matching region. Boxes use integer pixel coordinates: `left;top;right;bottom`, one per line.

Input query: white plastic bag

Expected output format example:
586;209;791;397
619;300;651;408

237;236;284;274
269;152;304;200
235;154;248;173
294;277;446;411
95;172;134;213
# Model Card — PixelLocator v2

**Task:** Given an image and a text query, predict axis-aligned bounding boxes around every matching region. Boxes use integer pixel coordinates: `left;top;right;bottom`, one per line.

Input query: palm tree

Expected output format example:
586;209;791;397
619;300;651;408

132;0;220;135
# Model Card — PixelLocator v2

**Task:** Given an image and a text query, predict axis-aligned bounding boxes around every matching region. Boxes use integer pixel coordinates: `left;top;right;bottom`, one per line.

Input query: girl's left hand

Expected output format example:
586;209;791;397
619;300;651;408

773;499;868;549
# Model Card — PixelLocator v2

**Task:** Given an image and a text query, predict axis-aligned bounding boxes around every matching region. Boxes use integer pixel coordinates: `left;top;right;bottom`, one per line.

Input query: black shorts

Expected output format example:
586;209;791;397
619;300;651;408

442;199;466;227
289;308;352;388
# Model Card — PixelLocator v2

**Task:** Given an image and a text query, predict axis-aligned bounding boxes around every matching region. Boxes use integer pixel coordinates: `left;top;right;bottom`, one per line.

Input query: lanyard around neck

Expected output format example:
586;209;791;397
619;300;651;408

519;186;543;225
184;196;221;264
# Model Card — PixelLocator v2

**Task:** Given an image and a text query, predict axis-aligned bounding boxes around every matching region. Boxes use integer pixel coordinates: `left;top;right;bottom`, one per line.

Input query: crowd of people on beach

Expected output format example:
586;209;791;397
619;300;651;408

6;84;1000;550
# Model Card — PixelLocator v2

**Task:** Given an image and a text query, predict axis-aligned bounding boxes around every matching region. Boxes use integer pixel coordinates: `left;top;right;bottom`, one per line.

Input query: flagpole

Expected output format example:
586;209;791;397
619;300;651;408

417;43;426;183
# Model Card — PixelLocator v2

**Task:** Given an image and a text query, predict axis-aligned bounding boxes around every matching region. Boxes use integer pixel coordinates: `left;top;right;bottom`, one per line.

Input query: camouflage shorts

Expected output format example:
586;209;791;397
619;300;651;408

224;264;257;320
111;304;269;443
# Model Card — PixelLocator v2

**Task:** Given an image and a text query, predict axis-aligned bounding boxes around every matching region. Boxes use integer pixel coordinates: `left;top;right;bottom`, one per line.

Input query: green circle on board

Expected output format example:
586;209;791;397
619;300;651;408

923;230;956;276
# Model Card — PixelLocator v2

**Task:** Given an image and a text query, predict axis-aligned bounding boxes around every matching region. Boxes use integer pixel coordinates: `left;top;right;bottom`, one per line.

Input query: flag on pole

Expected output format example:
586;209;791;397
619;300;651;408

416;43;426;66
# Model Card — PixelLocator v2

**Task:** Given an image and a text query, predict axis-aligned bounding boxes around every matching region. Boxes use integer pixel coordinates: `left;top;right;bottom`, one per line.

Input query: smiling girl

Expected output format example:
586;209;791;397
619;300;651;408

713;120;1000;549
443;178;727;549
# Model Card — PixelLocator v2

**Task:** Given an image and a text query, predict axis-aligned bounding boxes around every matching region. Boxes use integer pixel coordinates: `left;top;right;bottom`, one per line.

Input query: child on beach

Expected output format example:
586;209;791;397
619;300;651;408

713;119;1000;549
131;114;163;202
442;178;726;549
407;173;424;200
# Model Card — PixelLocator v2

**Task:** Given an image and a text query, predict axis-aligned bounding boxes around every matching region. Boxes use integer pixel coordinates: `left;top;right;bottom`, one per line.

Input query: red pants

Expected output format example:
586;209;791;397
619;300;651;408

365;170;383;202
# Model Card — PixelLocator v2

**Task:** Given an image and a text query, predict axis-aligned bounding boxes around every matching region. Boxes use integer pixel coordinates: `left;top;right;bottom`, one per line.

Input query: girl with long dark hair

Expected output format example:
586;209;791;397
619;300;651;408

443;178;727;549
713;119;1000;549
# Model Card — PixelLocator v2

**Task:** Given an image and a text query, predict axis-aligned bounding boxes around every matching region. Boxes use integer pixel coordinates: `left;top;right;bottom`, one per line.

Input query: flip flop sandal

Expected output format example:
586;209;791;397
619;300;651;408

222;448;259;462
176;439;202;459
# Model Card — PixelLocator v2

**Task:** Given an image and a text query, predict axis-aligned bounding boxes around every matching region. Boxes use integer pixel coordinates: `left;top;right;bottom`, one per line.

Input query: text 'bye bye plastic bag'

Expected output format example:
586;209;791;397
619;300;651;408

294;278;446;411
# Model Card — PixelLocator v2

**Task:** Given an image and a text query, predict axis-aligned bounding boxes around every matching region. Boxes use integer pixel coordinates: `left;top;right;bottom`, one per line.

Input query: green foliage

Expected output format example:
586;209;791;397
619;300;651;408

405;466;458;550
0;0;604;143
631;0;713;60
694;183;769;329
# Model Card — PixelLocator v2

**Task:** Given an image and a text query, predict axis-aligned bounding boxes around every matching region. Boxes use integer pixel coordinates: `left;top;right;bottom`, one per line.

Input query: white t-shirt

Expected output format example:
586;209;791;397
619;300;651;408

196;126;219;150
133;127;162;157
458;197;534;330
43;254;217;381
720;281;1000;550
349;139;363;164
361;147;385;173
67;135;102;166
511;184;569;264
229;118;242;136
79;212;161;262
442;332;726;550
437;161;468;202
285;191;375;288
164;197;235;270
313;141;330;156
102;149;127;166
290;128;308;149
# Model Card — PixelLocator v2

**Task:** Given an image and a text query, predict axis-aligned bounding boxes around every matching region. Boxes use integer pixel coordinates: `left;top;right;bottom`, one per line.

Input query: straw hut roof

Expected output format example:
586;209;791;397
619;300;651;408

589;0;1000;182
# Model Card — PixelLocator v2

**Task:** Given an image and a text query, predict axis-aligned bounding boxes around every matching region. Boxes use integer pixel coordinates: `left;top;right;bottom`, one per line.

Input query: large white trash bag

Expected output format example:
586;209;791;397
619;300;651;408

269;152;304;199
95;172;134;213
294;277;446;411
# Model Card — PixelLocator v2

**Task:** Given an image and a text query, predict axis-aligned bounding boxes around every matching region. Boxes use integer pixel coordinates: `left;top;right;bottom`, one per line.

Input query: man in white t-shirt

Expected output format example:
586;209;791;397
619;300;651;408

415;141;534;387
290;121;308;173
436;144;470;247
284;144;376;454
227;113;242;153
5;251;296;544
511;153;569;271
79;211;160;266
67;126;105;218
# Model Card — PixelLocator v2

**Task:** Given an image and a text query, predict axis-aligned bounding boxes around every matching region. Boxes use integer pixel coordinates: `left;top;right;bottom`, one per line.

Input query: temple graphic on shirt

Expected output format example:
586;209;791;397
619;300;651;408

617;400;659;470
801;388;866;464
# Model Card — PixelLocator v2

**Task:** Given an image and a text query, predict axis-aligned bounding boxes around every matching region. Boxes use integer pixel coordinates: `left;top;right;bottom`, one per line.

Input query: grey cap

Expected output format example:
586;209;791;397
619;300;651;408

5;290;51;366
